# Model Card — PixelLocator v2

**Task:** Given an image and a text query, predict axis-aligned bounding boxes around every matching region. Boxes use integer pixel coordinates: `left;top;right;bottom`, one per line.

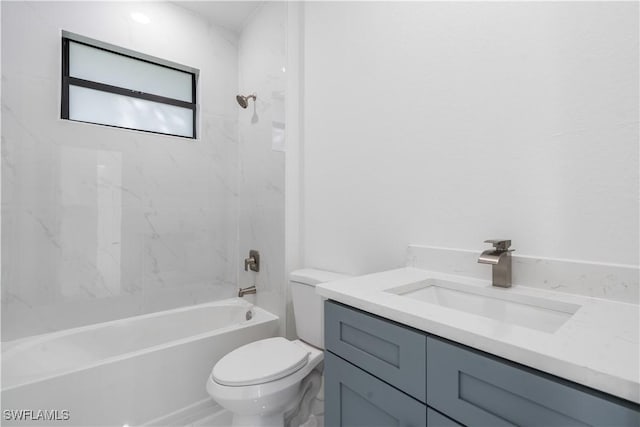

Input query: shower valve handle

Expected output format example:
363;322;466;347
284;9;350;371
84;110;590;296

244;250;260;272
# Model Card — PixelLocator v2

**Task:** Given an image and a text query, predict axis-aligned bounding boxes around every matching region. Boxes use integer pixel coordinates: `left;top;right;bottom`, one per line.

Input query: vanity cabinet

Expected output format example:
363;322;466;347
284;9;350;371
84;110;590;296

324;351;426;427
324;299;426;402
324;300;640;427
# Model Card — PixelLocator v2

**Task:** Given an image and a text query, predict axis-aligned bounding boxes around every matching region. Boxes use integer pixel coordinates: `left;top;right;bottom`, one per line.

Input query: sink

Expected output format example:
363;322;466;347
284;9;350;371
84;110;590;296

385;279;581;333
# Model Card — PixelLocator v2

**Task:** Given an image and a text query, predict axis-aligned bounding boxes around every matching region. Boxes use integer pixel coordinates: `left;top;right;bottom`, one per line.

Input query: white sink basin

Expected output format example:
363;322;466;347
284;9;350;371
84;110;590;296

385;279;581;333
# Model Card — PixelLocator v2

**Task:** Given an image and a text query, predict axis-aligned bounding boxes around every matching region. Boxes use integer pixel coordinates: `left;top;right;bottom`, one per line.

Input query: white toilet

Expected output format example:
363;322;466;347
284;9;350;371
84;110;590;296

206;269;348;427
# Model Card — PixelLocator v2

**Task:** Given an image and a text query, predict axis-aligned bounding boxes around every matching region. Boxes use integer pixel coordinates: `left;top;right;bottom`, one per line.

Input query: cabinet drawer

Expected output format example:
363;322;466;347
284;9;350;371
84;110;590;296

427;336;640;427
325;351;426;427
325;301;426;402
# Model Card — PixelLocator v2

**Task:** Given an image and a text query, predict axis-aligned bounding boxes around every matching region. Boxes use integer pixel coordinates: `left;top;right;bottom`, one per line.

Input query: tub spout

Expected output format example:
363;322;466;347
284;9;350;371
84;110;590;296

238;286;257;297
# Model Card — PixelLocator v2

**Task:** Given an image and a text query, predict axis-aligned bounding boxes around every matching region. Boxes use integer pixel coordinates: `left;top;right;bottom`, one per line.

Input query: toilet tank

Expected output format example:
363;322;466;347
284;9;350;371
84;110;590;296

290;269;349;349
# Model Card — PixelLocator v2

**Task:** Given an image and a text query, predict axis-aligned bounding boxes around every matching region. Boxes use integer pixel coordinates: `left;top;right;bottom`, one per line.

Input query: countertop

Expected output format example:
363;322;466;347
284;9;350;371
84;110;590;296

316;267;640;404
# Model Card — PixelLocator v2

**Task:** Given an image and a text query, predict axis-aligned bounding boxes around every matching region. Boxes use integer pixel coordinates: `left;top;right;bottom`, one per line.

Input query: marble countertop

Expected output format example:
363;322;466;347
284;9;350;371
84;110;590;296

316;267;640;404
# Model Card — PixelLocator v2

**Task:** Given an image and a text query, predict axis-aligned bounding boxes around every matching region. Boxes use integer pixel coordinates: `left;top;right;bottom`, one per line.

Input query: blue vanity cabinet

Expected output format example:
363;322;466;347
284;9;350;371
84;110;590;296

427;336;640;427
324;298;426;402
427;408;463;427
324;300;429;427
324;300;640;427
324;351;426;427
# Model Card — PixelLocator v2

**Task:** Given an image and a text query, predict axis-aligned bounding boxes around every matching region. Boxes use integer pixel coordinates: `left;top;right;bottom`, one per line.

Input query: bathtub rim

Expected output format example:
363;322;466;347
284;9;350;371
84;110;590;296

1;298;278;392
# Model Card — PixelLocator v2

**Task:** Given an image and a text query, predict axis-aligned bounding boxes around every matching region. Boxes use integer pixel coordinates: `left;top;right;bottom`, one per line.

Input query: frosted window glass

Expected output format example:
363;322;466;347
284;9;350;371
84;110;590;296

69;85;193;137
69;41;193;102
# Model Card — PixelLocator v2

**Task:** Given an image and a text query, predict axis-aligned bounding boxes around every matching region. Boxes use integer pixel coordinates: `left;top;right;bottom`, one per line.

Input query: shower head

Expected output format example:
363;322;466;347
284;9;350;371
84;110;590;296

236;93;257;109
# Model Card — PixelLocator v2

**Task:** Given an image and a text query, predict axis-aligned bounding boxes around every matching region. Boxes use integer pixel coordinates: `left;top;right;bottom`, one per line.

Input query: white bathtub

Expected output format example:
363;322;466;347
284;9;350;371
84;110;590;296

1;298;278;426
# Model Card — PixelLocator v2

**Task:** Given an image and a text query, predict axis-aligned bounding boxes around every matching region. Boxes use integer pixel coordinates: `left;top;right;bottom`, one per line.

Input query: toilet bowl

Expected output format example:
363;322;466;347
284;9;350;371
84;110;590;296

206;269;348;427
206;338;323;426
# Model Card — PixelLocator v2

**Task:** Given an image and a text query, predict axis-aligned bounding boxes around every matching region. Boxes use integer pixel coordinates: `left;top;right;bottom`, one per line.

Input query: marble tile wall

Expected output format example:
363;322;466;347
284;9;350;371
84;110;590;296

237;2;287;333
1;1;240;340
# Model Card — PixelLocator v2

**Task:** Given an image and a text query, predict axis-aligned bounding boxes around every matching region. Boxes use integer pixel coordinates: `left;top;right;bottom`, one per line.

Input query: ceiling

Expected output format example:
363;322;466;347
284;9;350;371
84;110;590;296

174;1;263;33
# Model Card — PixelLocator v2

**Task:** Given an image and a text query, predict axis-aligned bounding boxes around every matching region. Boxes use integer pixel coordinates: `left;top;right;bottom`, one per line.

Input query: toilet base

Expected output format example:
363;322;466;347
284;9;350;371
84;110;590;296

284;370;322;427
227;370;321;427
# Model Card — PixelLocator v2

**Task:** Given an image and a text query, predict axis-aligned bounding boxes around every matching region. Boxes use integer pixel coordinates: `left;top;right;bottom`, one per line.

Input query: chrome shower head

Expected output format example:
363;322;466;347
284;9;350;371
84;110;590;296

236;93;256;109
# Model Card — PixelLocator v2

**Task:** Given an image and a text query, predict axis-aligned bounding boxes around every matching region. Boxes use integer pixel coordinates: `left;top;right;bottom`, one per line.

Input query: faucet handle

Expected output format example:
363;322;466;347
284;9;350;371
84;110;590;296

484;239;512;251
244;249;260;272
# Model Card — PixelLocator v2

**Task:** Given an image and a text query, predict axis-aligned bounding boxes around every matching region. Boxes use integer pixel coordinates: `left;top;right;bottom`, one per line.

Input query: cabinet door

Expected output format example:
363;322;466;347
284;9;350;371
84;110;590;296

325;351;426;427
427;408;463;427
325;300;426;402
427;336;640;427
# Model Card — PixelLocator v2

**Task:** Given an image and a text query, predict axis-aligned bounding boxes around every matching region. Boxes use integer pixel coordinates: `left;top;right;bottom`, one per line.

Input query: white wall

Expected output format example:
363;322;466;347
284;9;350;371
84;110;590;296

1;1;239;340
237;2;287;332
302;1;639;275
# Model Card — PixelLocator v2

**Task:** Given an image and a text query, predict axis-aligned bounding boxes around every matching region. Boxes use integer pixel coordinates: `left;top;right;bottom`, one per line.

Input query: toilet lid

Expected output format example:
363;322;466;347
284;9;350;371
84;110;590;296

212;337;310;386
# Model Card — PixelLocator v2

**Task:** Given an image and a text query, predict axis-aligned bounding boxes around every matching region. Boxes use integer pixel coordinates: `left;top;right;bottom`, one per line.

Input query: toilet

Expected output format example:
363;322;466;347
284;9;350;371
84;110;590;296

206;269;348;427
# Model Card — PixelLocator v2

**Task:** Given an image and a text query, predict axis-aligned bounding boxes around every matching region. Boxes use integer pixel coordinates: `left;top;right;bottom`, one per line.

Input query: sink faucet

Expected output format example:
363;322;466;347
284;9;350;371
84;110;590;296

477;239;514;288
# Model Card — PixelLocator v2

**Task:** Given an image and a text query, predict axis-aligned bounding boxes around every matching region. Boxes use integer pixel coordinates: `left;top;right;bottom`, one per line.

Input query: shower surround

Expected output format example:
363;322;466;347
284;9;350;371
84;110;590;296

1;1;240;340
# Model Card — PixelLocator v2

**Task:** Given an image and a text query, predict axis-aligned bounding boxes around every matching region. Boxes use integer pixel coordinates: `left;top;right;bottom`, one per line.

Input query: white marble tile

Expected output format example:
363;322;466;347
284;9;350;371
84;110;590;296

408;244;639;304
237;2;287;333
1;1;240;340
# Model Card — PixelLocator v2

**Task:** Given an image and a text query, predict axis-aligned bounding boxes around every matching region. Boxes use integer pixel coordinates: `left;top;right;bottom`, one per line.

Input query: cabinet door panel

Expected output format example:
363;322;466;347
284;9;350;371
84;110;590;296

427;336;640;427
427;408;463;427
325;351;426;427
325;301;426;402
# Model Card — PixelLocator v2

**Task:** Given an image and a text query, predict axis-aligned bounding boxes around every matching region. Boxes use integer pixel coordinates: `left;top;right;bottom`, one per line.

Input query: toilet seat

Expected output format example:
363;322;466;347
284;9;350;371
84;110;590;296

207;339;325;425
213;337;310;386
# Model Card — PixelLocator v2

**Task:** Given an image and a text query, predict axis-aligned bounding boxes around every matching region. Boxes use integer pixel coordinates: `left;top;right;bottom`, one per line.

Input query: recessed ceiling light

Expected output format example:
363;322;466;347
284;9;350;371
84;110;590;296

130;12;150;24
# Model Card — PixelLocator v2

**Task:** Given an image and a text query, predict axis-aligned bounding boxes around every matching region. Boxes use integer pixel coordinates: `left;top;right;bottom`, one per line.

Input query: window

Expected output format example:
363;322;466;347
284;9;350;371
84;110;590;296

61;32;197;138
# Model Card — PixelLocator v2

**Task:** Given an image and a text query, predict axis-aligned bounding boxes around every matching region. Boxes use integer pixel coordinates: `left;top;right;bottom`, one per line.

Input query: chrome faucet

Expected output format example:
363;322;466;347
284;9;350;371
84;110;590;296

238;285;257;297
477;239;514;288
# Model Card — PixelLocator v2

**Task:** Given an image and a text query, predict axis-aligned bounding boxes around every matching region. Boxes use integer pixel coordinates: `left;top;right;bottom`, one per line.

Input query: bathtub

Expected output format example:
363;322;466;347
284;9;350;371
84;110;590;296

1;298;278;426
